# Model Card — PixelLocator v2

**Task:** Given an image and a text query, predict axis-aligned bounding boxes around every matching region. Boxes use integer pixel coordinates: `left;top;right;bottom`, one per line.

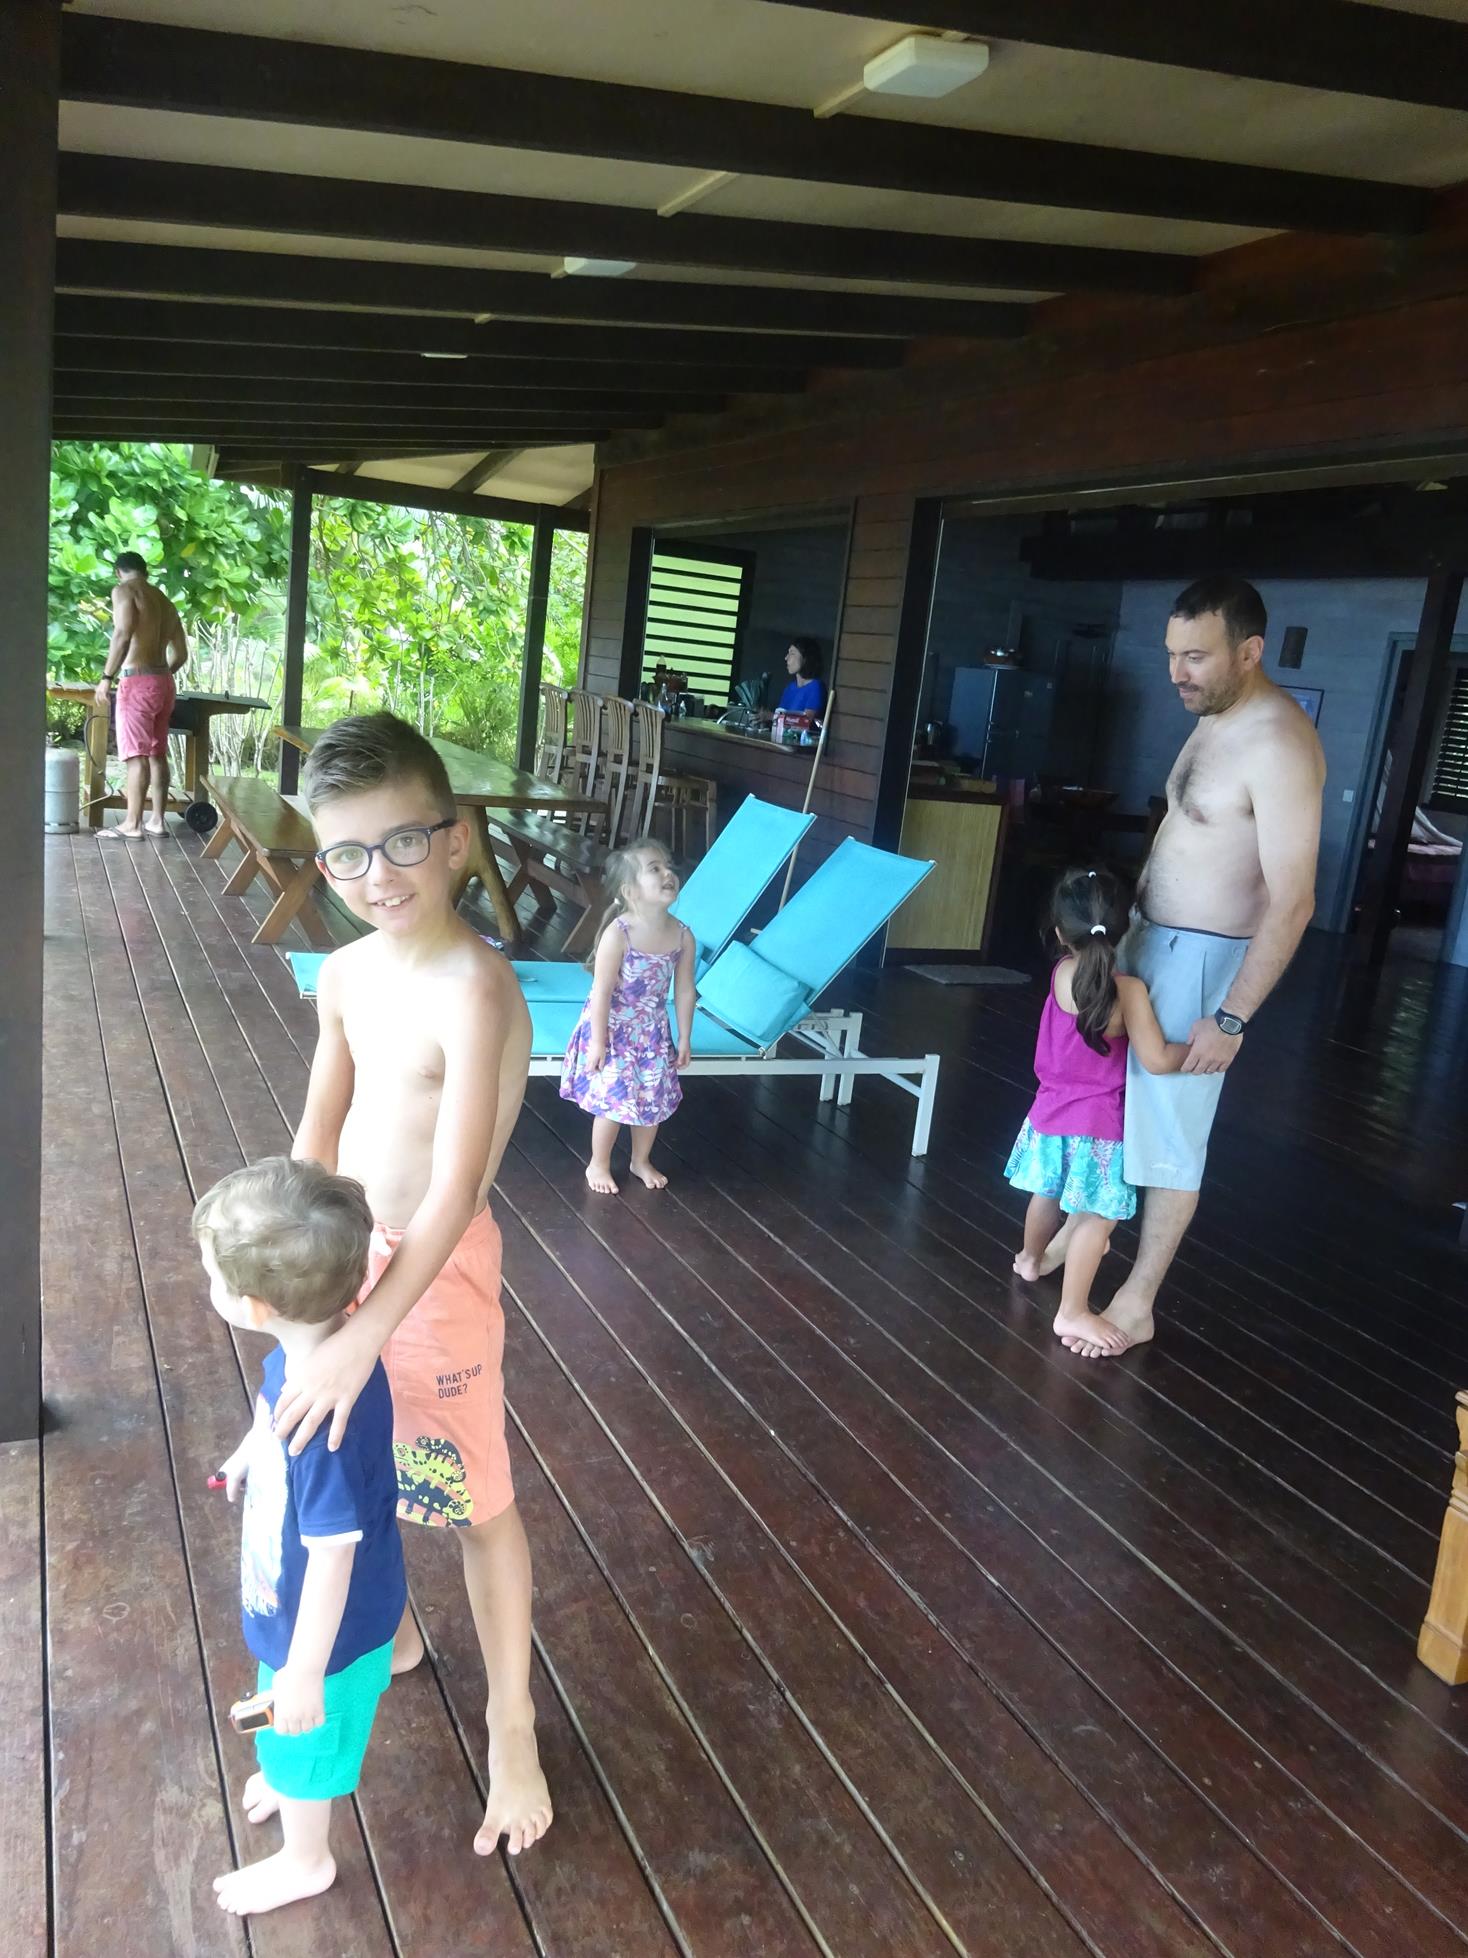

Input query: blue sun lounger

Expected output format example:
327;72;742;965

287;810;941;1152
510;792;815;1004
285;792;813;1006
527;834;941;1155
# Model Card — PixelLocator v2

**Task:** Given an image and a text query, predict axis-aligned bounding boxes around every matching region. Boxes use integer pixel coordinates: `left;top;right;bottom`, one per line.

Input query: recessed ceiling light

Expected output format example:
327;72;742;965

560;256;637;277
863;34;990;99
420;351;468;359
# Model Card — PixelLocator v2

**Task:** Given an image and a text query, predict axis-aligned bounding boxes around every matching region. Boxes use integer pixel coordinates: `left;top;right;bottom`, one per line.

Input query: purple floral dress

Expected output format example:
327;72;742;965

560;918;687;1125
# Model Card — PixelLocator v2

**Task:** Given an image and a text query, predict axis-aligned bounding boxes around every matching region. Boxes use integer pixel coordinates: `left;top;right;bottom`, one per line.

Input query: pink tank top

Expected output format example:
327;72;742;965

1028;966;1127;1142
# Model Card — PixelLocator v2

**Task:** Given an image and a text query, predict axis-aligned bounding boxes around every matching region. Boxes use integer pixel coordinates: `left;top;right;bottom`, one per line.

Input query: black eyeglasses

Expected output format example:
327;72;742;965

315;818;456;881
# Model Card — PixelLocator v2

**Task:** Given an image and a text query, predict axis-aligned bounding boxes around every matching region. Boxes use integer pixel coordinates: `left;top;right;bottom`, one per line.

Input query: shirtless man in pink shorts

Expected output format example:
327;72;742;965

94;551;189;837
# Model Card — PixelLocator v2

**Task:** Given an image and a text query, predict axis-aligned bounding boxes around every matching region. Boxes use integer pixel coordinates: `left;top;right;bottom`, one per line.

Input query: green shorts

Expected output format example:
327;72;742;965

253;1639;392;1802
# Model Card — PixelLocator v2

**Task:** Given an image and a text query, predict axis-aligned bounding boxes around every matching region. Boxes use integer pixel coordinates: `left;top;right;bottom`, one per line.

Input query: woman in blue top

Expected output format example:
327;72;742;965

776;638;825;718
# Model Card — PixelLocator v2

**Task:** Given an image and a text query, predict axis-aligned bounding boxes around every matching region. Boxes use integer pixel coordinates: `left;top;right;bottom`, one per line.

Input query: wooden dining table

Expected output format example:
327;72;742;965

275;724;602;942
48;681;270;828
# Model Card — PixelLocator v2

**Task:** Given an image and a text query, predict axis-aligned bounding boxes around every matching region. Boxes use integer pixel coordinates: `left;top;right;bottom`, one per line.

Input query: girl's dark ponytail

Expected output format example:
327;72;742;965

1049;866;1131;1054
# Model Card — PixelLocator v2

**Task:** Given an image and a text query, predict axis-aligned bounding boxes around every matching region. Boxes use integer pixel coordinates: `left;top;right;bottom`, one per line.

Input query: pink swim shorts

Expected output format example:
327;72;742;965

116;671;176;760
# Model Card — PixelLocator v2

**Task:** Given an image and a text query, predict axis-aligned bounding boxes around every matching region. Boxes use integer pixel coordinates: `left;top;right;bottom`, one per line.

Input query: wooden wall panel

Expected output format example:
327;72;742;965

581;222;1468;867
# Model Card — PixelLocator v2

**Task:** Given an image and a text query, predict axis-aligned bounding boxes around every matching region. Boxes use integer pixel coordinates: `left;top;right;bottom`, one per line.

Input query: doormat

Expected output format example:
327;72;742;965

908;964;1030;986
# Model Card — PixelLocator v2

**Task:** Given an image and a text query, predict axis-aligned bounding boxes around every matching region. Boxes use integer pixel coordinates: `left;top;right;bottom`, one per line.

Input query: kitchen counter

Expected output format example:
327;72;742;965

664;717;815;757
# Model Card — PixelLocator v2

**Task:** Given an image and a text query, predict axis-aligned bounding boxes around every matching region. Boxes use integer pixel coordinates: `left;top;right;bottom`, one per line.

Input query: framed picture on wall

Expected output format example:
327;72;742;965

1282;685;1323;725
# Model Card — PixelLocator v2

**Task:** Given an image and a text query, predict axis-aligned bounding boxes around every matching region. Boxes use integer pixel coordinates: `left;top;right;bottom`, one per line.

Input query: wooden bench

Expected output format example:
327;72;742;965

490;808;607;957
200;772;332;947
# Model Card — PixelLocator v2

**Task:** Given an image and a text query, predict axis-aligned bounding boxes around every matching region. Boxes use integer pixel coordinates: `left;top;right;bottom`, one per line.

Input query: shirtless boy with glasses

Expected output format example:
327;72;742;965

273;712;552;1859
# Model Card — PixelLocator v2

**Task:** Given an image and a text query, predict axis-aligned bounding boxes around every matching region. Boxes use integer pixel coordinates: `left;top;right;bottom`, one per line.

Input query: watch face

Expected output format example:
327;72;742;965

1216;1012;1244;1036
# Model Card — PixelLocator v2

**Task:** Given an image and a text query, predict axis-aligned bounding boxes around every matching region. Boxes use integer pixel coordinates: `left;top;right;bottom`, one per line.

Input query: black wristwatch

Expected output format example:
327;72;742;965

1214;1007;1247;1037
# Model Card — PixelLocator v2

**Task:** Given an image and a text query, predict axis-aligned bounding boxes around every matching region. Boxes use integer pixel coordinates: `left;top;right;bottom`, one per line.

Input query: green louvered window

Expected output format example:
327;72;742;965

1429;664;1468;809
640;546;749;704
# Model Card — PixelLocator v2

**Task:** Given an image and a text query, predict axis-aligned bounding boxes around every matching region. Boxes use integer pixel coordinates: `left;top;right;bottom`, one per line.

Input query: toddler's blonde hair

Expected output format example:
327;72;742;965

192;1155;372;1324
585;838;674;969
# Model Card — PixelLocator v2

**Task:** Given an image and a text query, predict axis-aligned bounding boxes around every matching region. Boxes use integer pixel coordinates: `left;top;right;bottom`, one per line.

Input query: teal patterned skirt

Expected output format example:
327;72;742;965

1004;1119;1136;1222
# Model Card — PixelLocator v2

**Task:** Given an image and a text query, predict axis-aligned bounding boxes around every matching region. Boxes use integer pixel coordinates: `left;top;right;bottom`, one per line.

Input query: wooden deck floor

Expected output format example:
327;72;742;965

8;827;1468;1957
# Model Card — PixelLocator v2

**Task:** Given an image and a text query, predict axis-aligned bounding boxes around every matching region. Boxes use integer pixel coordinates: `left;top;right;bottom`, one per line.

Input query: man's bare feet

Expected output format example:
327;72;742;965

239;1771;280;1825
391;1611;424;1675
1053;1308;1130;1357
214;1847;336;1916
585;1161;618;1195
1012;1251;1042;1282
628;1159;668;1191
476;1728;553;1858
1099;1283;1156;1352
99;824;144;839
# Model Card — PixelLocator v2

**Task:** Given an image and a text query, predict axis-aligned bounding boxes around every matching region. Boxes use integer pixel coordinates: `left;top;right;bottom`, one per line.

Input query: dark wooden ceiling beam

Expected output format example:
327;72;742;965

783;1;1468;116
56;152;1191;299
54;373;711;414
51;293;901;369
452;451;524;493
54;415;611;438
55;336;803;395
213;460;593;521
53;409;649;436
1022;509;1468;580
58;12;1430;235
54;238;1022;338
296;469;592;530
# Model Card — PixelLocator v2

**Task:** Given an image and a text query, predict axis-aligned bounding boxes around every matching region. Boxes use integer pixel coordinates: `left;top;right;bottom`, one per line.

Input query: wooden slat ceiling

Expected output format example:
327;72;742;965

54;1;1468;501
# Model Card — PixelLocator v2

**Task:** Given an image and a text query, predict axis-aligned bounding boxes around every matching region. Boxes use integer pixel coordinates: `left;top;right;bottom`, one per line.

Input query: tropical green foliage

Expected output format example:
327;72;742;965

48;442;290;672
46;443;587;768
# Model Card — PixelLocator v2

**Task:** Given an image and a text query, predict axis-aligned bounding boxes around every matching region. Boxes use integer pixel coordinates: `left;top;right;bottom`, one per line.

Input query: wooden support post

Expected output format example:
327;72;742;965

516;512;554;773
0;0;60;1442
1419;1393;1468;1684
279;465;311;797
1356;571;1464;963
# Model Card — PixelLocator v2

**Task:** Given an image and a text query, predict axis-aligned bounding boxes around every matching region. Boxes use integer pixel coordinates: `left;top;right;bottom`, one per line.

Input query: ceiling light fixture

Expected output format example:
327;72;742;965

559;256;637;277
862;34;990;99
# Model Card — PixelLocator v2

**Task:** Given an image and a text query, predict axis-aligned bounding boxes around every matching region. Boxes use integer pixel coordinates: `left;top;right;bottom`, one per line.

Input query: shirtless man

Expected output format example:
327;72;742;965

1058;574;1325;1358
270;713;553;1861
94;551;188;837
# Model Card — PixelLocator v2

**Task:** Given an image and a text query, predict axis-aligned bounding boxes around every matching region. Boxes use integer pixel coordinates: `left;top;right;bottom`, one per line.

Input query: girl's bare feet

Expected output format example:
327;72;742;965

1053;1307;1130;1357
240;1771;279;1824
585;1160;618;1194
475;1728;554;1857
628;1158;668;1191
1012;1250;1042;1281
214;1847;336;1916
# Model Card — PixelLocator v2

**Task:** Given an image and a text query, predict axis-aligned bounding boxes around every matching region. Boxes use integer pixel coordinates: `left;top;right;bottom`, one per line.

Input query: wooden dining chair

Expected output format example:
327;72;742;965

564;688;602;829
592;695;634;844
622;700;665;845
536;682;567;785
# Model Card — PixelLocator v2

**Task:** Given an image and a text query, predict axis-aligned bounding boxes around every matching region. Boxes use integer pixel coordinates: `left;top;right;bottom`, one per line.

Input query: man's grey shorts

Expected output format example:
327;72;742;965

1120;915;1249;1192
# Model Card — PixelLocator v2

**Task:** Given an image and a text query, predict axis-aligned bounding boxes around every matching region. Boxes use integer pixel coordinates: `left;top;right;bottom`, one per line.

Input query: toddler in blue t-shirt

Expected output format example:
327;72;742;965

193;1156;407;1920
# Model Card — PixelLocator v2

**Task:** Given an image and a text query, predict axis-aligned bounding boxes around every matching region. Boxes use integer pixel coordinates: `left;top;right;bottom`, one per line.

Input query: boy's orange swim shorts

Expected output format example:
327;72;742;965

363;1204;513;1528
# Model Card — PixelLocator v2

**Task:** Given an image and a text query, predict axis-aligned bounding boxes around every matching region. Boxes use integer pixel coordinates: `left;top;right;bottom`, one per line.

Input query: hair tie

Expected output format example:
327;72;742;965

1089;924;1107;936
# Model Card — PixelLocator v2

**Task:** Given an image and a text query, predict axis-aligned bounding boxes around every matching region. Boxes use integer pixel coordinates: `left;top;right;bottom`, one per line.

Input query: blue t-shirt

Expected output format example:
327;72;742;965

238;1346;406;1674
778;676;825;715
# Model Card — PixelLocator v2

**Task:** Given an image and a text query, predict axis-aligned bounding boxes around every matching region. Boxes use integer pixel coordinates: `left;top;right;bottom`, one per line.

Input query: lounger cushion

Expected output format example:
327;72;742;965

696;939;810;1048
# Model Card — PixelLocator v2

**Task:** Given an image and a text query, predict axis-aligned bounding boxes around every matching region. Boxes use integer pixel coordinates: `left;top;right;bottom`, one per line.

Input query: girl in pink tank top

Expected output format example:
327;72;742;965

1005;868;1187;1356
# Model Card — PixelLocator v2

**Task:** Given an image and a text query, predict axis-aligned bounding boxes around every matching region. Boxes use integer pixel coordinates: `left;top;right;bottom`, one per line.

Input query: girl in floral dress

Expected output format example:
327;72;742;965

561;839;696;1195
1006;866;1188;1357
